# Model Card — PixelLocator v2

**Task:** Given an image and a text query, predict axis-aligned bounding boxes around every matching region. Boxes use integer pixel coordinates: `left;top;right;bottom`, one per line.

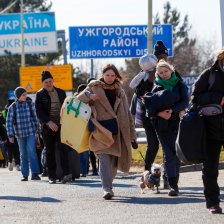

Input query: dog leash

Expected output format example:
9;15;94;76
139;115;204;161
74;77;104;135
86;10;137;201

138;150;146;165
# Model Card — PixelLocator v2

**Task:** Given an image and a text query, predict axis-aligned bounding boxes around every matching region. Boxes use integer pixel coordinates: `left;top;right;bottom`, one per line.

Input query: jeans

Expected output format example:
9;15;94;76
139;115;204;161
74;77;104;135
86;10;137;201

143;117;159;171
202;139;223;208
155;128;180;179
42;127;69;179
17;134;40;177
98;154;117;191
80;151;89;175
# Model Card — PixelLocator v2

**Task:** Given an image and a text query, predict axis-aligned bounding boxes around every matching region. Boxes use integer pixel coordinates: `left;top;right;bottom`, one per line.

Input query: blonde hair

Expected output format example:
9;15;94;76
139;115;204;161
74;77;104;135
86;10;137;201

156;60;174;72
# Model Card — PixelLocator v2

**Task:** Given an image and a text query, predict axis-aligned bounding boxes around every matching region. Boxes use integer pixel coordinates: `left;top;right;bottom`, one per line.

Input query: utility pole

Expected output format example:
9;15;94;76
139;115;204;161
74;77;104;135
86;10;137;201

220;0;224;47
148;0;153;53
57;30;68;64
20;0;25;66
90;59;94;78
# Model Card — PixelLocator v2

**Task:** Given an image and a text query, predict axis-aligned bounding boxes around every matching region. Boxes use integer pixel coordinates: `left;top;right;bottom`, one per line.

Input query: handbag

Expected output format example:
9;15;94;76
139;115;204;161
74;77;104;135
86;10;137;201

98;118;118;135
175;111;207;164
199;104;223;116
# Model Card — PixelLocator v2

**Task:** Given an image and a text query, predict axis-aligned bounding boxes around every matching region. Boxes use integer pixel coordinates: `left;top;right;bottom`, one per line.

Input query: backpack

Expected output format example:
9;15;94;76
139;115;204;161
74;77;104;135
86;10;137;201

12;99;33;125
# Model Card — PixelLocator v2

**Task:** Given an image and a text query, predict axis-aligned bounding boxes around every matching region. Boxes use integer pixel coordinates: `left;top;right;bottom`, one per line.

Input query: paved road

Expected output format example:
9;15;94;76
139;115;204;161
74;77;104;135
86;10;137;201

0;168;223;224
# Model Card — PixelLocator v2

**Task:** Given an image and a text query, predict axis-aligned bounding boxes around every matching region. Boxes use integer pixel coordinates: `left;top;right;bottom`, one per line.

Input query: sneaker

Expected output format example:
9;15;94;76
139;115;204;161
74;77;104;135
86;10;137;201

41;171;48;177
61;174;72;184
21;177;28;181
8;162;13;171
16;165;21;171
208;205;222;214
81;174;87;177
103;189;114;200
49;179;56;184
168;188;179;196
31;174;41;180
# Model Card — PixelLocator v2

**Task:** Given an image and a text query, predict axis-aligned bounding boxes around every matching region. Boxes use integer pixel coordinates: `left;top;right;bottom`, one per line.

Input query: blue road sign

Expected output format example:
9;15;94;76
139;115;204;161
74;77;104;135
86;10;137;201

69;24;172;59
0;12;57;55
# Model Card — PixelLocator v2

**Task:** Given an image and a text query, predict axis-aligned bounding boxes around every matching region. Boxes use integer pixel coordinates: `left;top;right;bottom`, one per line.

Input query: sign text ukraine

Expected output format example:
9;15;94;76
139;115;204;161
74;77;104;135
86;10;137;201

0;12;57;55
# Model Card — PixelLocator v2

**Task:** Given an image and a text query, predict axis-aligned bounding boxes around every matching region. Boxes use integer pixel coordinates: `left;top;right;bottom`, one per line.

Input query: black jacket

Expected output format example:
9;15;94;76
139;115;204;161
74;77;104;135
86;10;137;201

148;79;189;132
35;87;66;125
0;120;7;142
191;60;224;140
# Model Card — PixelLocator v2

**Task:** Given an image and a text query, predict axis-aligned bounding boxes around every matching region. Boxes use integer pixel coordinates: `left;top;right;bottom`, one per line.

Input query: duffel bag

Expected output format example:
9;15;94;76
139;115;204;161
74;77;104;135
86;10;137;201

175;112;207;164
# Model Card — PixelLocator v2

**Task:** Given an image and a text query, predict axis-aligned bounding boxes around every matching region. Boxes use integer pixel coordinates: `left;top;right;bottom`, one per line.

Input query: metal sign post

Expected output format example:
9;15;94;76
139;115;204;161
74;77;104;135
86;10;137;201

220;0;224;47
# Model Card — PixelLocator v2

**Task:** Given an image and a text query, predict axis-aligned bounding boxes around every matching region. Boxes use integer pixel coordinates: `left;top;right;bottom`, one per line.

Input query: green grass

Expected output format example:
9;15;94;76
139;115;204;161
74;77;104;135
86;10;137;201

132;144;224;166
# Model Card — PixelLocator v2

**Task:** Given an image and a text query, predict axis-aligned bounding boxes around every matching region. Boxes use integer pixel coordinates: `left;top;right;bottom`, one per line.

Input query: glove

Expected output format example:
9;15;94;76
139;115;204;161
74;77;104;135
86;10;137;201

131;140;138;149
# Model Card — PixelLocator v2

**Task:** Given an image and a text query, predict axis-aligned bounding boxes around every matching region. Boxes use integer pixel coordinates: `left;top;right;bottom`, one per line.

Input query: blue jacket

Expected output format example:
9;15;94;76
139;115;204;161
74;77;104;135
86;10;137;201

6;98;39;138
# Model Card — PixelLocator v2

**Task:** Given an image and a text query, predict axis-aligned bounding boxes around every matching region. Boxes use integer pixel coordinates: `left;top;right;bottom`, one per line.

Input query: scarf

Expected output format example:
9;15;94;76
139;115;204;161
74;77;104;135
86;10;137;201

89;79;121;90
155;72;179;91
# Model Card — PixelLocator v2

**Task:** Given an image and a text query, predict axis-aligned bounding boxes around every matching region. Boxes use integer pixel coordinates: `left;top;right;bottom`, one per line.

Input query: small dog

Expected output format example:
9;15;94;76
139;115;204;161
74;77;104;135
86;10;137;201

140;163;162;194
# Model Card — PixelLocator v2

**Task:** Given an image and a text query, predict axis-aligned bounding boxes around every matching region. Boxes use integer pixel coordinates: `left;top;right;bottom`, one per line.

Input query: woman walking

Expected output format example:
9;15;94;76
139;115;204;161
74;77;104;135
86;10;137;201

77;64;137;200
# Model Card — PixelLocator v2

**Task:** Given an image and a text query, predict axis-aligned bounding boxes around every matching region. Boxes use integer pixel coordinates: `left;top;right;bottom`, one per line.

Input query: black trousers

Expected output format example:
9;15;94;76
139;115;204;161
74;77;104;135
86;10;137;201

202;139;223;208
6;140;20;165
42;127;69;179
143;117;159;171
89;151;98;172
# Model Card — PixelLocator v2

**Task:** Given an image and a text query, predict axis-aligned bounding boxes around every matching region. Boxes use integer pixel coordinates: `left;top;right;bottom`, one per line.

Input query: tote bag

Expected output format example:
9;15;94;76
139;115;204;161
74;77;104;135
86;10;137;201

60;96;91;153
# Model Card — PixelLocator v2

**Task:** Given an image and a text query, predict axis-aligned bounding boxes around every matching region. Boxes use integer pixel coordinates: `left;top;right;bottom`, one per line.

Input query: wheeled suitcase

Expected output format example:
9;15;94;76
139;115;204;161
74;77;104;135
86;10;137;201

60;96;91;153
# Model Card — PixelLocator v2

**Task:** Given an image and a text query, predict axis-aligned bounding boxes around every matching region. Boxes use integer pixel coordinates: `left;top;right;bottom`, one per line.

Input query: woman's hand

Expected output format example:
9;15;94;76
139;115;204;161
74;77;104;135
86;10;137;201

220;96;224;106
90;94;100;101
47;121;58;132
157;109;172;120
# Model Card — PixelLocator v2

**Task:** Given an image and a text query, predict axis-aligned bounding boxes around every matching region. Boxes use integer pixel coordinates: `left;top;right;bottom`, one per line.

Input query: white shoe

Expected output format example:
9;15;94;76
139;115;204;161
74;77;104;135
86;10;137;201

16;165;21;171
103;189;114;200
8;163;13;171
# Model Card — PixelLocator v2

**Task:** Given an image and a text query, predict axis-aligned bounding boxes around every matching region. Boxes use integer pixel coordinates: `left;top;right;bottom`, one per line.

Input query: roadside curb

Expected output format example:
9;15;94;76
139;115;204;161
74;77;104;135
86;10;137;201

180;161;224;173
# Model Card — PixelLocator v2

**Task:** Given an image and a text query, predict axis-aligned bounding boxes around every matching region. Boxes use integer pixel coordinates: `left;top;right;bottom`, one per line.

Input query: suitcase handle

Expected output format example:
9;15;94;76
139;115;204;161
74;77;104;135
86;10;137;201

67;98;82;118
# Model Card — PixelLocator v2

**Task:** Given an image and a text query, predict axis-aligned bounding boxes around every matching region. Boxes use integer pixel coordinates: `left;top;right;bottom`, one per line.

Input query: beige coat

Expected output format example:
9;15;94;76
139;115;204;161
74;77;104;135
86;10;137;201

77;80;136;173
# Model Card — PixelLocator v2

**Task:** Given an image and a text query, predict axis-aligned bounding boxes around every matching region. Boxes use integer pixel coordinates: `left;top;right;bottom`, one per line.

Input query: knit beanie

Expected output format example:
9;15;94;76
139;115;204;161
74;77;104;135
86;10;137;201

153;41;168;57
14;87;26;99
77;84;87;93
41;70;53;82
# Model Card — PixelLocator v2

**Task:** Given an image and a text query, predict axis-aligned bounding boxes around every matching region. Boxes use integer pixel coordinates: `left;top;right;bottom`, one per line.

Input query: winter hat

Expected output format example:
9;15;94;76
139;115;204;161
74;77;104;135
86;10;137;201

14;87;26;99
41;70;53;82
153;41;168;57
77;84;87;93
139;54;158;71
87;77;96;84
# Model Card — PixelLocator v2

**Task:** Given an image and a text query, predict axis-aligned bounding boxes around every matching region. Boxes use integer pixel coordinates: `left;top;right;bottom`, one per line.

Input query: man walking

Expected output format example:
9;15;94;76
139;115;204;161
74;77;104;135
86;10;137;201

35;71;72;184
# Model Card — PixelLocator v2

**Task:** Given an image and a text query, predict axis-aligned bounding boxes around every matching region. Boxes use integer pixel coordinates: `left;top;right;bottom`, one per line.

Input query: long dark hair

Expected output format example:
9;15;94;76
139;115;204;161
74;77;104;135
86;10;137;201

100;64;122;81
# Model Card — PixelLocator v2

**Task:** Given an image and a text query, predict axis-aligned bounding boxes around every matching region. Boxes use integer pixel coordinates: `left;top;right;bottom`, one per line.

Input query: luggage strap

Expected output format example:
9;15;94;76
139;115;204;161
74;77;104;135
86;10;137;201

67;98;81;118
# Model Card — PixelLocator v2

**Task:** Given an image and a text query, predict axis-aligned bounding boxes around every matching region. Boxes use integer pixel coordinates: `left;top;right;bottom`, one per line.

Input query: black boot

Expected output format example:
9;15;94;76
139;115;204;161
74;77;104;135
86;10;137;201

31;173;41;180
168;177;179;196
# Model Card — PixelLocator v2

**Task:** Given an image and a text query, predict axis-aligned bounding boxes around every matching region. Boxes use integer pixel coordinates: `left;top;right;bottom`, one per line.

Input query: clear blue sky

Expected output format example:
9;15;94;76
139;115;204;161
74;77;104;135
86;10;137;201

51;0;222;70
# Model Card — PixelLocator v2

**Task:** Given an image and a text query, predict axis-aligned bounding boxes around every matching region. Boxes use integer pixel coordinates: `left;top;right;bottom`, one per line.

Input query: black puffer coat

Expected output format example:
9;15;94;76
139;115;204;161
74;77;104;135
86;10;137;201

191;60;224;140
148;79;189;132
